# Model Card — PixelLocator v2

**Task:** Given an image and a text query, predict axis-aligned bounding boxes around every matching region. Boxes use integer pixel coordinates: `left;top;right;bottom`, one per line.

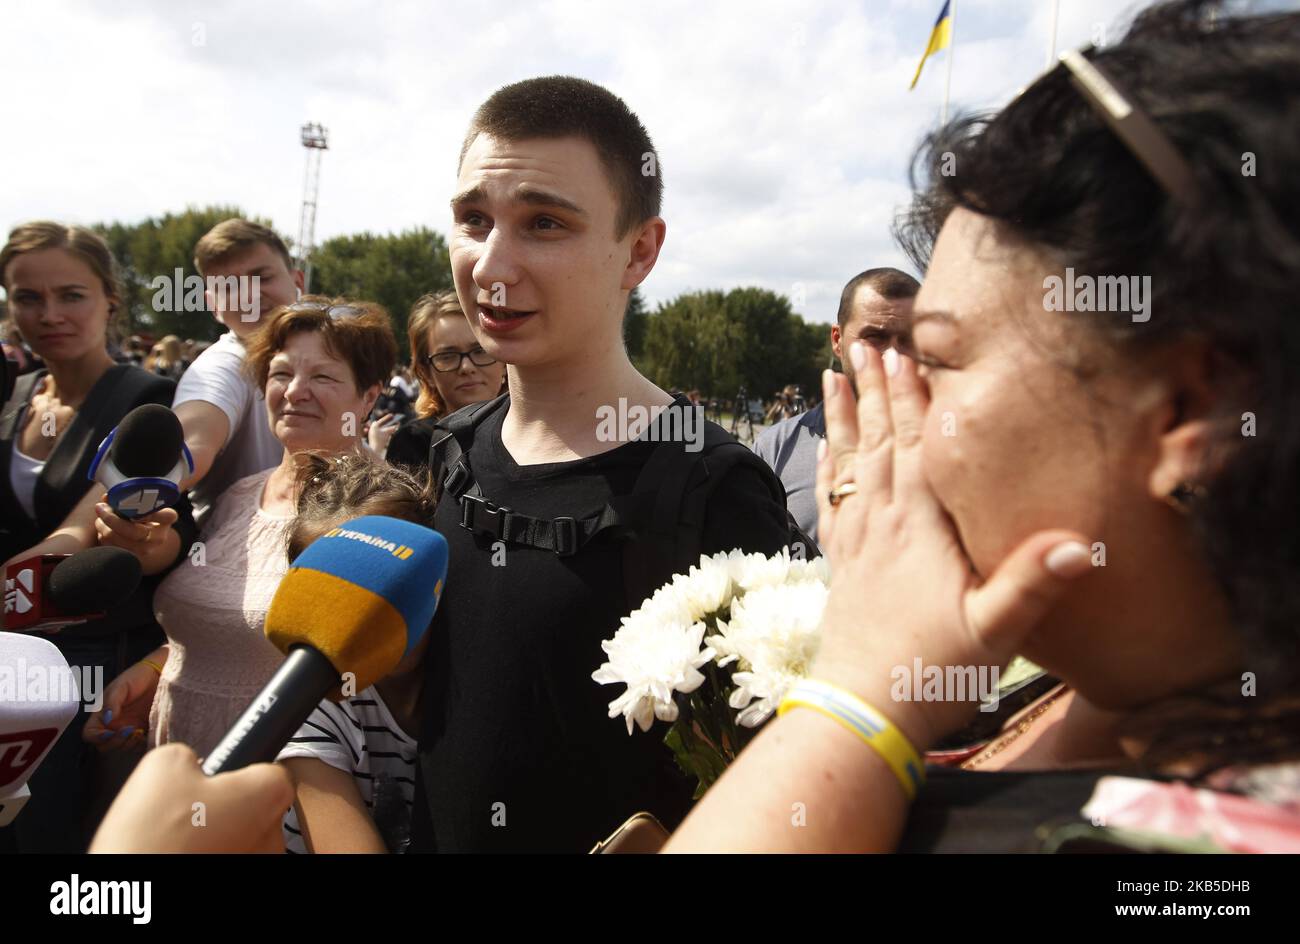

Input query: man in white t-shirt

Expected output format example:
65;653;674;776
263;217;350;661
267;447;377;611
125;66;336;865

174;219;301;524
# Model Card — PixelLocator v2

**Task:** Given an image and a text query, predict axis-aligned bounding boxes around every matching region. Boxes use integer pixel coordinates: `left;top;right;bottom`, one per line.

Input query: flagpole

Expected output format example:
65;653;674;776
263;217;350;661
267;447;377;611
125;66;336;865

1046;0;1060;68
941;0;956;123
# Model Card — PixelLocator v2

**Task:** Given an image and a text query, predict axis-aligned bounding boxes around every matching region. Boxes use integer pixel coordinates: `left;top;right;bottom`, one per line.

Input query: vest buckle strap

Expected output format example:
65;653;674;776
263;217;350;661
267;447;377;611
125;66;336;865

553;516;578;557
442;458;472;498
460;492;513;541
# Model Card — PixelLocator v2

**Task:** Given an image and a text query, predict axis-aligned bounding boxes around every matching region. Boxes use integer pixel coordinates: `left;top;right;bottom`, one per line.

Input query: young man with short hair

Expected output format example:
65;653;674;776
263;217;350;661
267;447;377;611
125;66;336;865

754;267;919;548
410;76;803;853
173;219;300;523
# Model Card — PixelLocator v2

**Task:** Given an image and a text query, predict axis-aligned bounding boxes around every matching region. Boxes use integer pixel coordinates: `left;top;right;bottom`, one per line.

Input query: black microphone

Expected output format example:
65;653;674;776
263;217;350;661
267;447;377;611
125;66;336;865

87;404;195;519
3;547;143;632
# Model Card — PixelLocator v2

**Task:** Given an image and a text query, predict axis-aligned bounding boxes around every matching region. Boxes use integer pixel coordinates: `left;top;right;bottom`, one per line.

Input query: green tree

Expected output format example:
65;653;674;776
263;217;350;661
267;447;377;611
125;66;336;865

725;287;807;400
309;227;452;357
642;289;737;395
796;317;835;400
640;286;829;401
623;286;649;367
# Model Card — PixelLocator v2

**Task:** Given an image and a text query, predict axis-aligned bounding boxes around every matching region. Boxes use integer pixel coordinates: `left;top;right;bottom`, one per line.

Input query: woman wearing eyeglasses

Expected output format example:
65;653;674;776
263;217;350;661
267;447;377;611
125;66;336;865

83;297;400;758
666;0;1300;853
383;291;507;470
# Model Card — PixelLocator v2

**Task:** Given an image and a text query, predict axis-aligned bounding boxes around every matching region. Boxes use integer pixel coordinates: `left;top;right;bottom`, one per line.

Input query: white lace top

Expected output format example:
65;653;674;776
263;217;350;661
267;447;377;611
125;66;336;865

149;469;293;757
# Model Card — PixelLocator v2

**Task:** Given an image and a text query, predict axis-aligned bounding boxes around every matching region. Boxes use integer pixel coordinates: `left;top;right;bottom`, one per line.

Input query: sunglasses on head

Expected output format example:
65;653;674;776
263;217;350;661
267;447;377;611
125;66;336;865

285;301;365;320
1058;43;1200;207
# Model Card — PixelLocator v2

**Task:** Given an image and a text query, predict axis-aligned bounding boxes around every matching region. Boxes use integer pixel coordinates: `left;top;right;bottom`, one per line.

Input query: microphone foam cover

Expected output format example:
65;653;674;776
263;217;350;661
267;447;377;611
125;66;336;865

46;547;143;614
111;404;184;476
265;515;448;697
0;633;80;791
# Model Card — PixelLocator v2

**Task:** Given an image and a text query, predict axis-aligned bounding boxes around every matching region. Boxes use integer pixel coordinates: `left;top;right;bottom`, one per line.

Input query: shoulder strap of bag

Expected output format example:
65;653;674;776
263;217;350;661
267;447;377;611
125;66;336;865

0;369;43;441
428;393;509;501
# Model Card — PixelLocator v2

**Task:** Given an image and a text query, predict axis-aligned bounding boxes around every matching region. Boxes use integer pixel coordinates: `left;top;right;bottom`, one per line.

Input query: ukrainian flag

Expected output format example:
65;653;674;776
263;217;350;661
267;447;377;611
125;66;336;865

910;1;953;90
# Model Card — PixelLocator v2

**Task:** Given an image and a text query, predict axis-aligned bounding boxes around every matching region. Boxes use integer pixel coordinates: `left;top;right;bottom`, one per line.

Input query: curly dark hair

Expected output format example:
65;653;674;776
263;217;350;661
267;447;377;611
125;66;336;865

894;0;1300;775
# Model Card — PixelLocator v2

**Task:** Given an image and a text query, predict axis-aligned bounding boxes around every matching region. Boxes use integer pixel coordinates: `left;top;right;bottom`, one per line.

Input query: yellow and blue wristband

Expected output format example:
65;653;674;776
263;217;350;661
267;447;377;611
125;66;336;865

778;679;926;800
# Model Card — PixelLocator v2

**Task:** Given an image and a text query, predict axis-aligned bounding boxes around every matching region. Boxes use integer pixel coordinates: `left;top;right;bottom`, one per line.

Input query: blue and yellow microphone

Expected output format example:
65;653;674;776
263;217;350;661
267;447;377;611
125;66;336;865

203;515;448;775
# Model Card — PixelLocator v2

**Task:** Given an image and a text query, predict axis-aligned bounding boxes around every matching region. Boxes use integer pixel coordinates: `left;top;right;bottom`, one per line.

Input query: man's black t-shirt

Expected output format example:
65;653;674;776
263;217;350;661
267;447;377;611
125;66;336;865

409;401;794;852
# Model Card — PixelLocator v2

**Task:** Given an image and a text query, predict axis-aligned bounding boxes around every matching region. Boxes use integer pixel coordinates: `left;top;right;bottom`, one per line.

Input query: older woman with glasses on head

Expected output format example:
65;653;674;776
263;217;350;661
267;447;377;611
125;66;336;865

84;297;399;758
382;290;507;470
667;0;1300;854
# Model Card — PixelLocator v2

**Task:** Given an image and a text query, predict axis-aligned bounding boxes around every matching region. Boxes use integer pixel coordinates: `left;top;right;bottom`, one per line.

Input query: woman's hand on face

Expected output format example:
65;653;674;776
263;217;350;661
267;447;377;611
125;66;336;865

93;499;181;574
83;659;161;752
811;343;1094;750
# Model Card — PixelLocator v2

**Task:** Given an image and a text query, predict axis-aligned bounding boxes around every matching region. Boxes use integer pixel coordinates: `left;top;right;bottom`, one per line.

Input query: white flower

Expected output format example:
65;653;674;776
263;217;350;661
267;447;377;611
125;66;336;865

715;547;793;591
729;671;790;728
638;583;696;628
669;559;734;621
706;580;828;727
787;554;831;586
593;614;715;735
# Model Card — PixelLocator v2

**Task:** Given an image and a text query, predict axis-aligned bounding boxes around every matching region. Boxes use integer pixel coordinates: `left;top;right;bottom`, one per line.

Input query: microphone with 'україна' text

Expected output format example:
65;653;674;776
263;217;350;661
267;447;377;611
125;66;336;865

201;515;448;776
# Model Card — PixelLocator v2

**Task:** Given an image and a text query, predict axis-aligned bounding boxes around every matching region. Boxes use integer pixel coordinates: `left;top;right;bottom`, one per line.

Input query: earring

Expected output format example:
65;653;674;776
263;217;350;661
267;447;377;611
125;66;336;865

1164;482;1207;513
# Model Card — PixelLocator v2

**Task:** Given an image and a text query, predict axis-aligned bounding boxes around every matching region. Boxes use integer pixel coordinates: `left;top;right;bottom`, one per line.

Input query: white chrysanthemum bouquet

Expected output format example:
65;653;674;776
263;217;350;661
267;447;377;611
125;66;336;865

593;548;830;797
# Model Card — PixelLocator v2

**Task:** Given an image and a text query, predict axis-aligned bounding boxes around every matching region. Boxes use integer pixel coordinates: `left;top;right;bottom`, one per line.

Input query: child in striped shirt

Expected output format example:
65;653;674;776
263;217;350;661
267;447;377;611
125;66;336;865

274;452;435;853
277;657;424;853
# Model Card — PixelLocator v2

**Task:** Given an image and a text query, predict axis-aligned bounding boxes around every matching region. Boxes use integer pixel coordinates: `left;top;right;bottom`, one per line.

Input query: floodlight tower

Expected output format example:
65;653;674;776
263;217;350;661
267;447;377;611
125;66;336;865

296;122;329;292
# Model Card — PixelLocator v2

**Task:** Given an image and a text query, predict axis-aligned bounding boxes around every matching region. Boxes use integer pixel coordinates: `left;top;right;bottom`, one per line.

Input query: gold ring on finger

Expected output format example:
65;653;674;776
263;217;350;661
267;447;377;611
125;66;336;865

828;483;859;507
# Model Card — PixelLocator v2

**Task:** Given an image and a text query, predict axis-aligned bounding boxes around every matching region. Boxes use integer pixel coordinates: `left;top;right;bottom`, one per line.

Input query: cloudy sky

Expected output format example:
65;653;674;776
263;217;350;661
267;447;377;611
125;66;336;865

4;0;1280;324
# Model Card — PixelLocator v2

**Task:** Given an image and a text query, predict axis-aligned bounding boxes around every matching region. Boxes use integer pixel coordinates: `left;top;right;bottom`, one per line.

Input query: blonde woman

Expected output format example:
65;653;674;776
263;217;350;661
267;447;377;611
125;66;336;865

0;221;179;852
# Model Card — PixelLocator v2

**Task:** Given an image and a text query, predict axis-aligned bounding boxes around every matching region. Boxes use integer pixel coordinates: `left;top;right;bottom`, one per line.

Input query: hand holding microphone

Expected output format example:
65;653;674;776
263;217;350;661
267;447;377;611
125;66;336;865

92;501;181;576
89;515;448;852
87;403;194;520
89;743;293;854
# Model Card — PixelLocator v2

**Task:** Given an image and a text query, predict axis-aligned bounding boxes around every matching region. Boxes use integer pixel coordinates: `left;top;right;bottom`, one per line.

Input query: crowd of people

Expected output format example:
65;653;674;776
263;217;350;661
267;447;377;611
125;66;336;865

3;0;1299;855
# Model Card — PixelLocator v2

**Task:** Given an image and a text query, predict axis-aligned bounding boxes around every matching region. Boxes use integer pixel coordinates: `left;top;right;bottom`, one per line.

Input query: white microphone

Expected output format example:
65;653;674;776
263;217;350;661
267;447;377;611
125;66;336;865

0;633;81;826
